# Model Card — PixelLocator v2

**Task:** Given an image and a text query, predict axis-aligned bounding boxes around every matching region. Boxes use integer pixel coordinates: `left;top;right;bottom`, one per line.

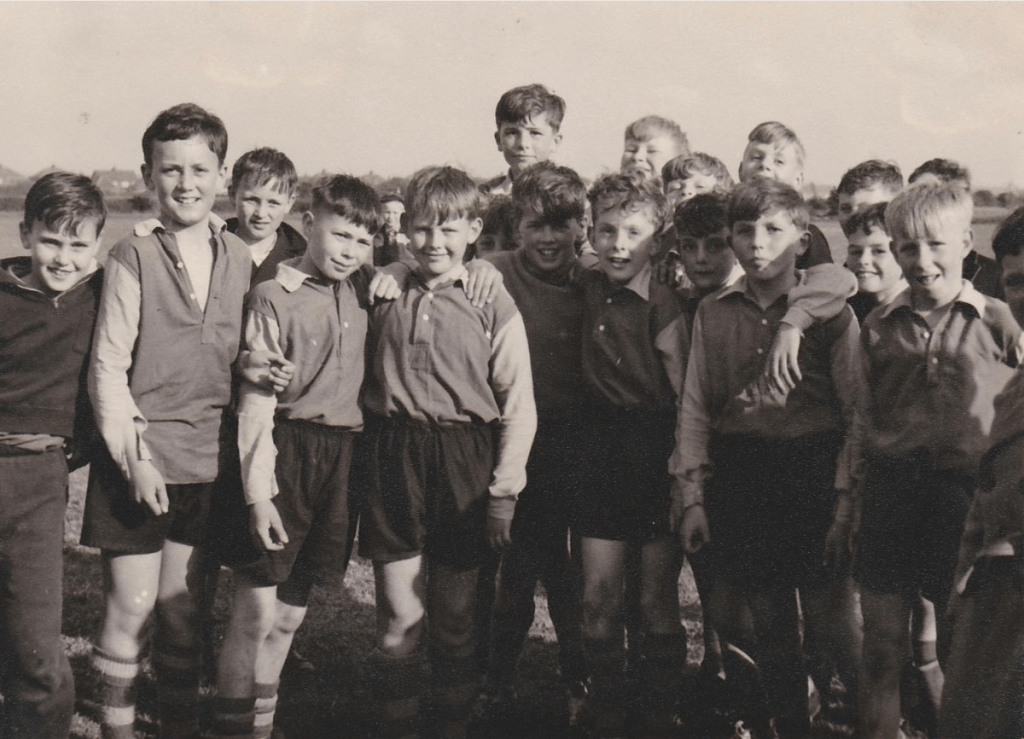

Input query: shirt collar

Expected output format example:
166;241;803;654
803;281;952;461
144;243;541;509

879;279;985;319
414;264;470;291
618;262;652;300
133;212;228;238
274;258;313;293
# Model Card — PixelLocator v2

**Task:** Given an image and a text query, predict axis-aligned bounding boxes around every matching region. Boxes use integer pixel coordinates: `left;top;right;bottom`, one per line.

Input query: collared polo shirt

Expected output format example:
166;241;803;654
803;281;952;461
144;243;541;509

89;215;250;484
579;264;689;412
236;259;371;503
671;274;861;508
858;280;1024;471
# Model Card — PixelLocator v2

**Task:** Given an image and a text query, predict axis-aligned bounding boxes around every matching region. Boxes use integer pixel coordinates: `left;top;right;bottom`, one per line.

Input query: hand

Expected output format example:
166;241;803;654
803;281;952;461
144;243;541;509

823;519;855;572
487;515;512;552
679;505;711;554
368;270;403;304
63;437;91;472
464;259;504;307
654;256;686;288
764;323;803;394
239;350;295;394
127;459;168;516
250;499;289;551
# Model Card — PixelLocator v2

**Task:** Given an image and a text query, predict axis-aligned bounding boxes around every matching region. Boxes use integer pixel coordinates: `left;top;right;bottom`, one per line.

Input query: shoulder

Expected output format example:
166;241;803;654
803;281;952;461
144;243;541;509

809;304;857;345
479;173;508;196
479;284;520;332
278;221;308;253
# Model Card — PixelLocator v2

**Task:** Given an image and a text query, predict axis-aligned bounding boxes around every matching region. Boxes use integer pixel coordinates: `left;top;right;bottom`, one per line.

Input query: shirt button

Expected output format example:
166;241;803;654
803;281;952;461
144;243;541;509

931;357;939;364
606;298;613;304
189;293;196;301
757;348;764;355
428;293;434;300
423;314;429;321
761;319;768;325
343;322;349;329
924;331;931;339
176;262;183;269
598;325;605;332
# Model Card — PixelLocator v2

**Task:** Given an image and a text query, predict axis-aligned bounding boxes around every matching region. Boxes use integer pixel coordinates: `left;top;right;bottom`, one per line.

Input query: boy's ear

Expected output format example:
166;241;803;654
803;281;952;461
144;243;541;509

18;221;29;249
795;230;810;257
141;163;155;192
961;228;975;258
494;131;502;152
467;217;484;244
301;211;315;239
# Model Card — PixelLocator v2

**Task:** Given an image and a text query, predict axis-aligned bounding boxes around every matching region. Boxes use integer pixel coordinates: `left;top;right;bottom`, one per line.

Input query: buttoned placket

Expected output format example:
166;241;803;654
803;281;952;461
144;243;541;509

158;229;226;345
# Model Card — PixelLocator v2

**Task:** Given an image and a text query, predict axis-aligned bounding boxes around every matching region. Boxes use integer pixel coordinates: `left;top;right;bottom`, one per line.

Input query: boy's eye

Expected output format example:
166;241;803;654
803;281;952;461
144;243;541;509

707;238;728;252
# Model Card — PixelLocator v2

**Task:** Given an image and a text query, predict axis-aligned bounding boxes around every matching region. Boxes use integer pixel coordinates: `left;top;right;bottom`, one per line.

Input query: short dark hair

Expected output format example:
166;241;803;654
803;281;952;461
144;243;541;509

842;201;890;238
992;206;1024;264
728;179;809;231
511;161;586;225
310;174;383;235
495;84;566;131
405;166;486;224
229;147;297;198
588;171;668;231
23;172;107;235
673;192;731;239
481;196;516;239
662;153;734;192
380;191;404;206
836;160;903;197
142;103;228;168
908;158;971;190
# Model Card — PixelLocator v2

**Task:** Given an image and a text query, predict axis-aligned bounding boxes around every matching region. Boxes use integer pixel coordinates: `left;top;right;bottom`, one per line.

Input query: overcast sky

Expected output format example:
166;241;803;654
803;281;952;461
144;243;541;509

2;2;1023;190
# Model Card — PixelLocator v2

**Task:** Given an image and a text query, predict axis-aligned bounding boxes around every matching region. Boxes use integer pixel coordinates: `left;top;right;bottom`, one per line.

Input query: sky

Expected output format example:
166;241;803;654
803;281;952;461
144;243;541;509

2;2;1023;191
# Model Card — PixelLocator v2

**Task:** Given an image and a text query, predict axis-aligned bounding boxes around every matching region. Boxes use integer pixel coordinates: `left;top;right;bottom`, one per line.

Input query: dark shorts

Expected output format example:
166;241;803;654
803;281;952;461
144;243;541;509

81;446;213;554
221;420;359;593
704;431;842;590
575;408;676;542
358;417;494;570
854;455;972;603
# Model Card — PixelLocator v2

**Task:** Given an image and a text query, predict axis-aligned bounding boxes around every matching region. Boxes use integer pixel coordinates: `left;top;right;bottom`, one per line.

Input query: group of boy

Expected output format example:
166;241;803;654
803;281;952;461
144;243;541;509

1;81;1022;739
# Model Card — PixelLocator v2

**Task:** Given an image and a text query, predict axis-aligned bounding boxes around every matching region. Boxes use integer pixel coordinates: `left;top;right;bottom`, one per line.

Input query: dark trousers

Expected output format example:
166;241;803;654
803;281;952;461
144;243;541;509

0;448;74;738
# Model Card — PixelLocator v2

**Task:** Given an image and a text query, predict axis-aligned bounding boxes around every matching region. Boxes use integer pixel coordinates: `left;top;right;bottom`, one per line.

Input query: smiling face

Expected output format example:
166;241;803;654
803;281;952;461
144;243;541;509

516;209;580;277
495;114;562;176
20;217;102;296
678;227;737;293
593;204;659;285
408;214;482;279
300;209;374;282
143;135;226;231
620;134;681;182
892;220;972;310
845;225;903;299
837;183;897;230
234;177;295;245
738;141;803;189
730;208;808;286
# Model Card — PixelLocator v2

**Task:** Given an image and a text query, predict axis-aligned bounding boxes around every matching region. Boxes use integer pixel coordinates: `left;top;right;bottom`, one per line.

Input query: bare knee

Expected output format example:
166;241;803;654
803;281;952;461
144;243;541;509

583;578;622;639
271;602;307;638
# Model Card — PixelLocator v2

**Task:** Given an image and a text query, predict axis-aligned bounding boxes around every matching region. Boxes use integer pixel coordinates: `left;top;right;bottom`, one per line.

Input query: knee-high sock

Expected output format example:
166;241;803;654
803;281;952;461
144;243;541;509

370;649;425;739
152;636;202;739
92;647;139;739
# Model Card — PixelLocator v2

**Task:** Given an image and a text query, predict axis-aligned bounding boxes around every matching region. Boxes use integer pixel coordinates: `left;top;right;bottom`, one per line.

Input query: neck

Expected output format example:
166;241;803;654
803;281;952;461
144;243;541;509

873;278;908;308
160;215;211;239
419;264;464;290
520;250;574;286
747;269;798;310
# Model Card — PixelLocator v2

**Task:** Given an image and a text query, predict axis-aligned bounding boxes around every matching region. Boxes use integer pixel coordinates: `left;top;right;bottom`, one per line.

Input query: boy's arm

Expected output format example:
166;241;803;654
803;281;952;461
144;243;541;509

88;257;154;478
237;308;288;550
486;310;538;550
823;314;864;571
766;263;858;392
668;313;713;552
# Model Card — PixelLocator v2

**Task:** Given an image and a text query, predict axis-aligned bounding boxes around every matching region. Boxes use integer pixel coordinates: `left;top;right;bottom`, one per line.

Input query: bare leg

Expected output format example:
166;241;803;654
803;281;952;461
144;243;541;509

859;587;912;739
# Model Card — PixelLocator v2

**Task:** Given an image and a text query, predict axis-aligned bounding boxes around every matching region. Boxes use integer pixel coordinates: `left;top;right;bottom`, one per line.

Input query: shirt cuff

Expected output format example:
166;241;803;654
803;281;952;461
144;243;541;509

487;495;517;521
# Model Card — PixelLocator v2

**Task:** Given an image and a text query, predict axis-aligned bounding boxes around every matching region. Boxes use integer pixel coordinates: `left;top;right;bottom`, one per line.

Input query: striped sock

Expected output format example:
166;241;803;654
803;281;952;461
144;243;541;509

210;695;256;739
369;649;425;739
152;637;202;739
585;635;625;739
253;681;279;739
430;650;481;739
92;647;139;739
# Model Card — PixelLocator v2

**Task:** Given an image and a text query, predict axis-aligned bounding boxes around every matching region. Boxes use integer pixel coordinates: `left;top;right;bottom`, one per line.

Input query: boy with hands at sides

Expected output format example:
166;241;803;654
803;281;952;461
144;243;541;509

0;172;106;739
851;183;1024;739
360;166;536;739
210;176;392;739
673;180;862;739
82;103;252;739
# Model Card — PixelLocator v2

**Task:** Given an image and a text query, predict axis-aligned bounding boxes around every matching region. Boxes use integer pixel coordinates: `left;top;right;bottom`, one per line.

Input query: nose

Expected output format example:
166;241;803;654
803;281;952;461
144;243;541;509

178;169;195;190
53;245;72;265
694;244;709;264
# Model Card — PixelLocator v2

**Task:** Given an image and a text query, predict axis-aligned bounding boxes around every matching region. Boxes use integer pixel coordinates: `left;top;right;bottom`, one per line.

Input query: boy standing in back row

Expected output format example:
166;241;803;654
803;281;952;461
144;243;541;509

481;84;565;198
